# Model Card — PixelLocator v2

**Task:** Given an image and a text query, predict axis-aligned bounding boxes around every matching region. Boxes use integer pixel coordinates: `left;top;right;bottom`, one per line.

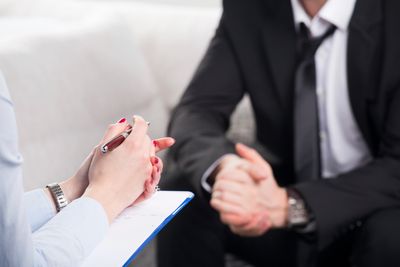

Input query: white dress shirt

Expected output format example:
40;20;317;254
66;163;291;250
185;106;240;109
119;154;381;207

291;0;372;178
0;72;109;267
202;0;372;191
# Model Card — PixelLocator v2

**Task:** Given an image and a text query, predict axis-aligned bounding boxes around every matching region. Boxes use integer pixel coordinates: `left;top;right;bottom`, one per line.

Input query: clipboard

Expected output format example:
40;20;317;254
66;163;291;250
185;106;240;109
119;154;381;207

81;191;194;267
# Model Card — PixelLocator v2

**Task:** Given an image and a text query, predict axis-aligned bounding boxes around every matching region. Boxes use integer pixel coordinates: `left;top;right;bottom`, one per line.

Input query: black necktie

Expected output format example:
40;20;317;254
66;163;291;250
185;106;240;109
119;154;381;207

294;23;336;182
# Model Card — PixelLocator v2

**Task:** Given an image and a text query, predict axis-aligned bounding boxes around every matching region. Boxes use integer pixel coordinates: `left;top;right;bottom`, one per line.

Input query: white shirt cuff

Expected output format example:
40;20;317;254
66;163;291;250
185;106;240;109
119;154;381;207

201;154;235;193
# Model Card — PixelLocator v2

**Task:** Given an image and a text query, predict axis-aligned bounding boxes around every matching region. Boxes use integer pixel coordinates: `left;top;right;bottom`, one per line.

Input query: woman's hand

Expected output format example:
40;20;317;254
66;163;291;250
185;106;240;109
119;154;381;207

45;150;95;212
57;151;94;203
133;155;164;205
45;119;174;214
82;116;170;222
133;137;174;204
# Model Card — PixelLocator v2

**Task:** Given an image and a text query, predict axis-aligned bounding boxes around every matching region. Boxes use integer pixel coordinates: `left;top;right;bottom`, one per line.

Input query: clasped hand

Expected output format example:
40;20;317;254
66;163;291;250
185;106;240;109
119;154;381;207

57;116;174;223
210;144;288;237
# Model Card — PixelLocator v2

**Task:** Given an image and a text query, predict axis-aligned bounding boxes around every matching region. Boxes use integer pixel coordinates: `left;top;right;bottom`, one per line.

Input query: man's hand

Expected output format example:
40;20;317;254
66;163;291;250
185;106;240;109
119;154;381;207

210;143;288;237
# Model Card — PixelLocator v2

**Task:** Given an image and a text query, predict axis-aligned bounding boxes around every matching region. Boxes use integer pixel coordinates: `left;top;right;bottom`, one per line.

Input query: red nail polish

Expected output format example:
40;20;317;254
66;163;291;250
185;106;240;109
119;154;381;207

118;118;126;123
153;140;158;147
154;157;159;164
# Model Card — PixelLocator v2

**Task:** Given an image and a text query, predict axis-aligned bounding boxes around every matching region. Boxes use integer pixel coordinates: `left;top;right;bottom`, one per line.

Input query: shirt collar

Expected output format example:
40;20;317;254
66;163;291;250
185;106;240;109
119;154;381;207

291;0;357;32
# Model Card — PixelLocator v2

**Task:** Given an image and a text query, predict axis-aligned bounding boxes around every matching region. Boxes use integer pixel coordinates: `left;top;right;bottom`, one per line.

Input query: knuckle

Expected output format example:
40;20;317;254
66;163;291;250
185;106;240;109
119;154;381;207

93;145;100;152
128;140;141;150
142;153;150;162
134;115;144;122
215;173;224;182
217;180;227;189
221;169;235;179
213;180;222;190
158;158;164;167
215;170;225;179
134;116;147;127
212;183;218;192
238;171;249;180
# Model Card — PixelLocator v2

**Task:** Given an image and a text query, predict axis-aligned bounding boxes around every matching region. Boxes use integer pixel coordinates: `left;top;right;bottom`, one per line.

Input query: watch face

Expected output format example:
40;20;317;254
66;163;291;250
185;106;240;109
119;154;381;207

288;196;309;227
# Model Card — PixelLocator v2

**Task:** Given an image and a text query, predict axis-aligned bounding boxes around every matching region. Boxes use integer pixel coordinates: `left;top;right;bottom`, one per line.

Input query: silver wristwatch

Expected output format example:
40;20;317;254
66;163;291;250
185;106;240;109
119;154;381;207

46;183;69;212
287;189;310;228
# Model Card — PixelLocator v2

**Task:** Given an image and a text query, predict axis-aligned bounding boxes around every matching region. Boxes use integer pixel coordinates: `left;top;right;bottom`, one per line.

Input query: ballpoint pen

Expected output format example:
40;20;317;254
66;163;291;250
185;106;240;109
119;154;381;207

101;122;150;153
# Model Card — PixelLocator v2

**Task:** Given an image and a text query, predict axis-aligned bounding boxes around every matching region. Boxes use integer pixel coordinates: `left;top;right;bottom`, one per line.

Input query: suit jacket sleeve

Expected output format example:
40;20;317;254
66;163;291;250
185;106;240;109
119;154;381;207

168;16;245;196
294;87;400;250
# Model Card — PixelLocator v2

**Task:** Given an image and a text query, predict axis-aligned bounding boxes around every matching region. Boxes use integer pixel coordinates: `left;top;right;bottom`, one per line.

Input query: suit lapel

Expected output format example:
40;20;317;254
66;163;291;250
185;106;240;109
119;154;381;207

347;0;383;150
261;0;297;110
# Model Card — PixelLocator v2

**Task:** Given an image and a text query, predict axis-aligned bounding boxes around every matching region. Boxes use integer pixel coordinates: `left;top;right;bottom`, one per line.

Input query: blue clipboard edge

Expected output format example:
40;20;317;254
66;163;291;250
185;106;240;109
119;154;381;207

122;191;195;267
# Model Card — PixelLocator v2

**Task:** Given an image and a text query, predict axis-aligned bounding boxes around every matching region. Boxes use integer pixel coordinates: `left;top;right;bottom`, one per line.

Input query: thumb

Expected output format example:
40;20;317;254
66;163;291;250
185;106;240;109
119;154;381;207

236;143;264;165
100;117;131;144
236;143;273;180
237;162;268;182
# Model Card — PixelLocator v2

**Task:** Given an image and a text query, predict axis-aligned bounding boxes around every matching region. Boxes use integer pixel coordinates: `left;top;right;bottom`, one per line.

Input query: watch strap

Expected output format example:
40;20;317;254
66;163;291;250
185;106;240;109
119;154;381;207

287;188;311;229
46;183;69;212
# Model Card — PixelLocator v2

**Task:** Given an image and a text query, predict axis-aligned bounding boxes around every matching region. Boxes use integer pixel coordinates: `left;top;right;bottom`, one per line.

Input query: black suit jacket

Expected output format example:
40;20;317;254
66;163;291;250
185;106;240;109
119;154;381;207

167;0;400;250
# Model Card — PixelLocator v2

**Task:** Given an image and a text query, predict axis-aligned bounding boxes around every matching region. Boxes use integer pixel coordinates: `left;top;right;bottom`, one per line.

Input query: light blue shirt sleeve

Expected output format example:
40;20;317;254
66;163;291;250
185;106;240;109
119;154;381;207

32;198;109;267
0;73;109;267
24;189;56;232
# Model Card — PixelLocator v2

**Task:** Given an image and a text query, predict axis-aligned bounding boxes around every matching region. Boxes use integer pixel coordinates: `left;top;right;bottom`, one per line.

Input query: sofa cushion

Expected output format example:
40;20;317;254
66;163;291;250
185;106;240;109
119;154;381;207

119;3;222;111
0;14;167;190
6;0;222;112
0;0;45;16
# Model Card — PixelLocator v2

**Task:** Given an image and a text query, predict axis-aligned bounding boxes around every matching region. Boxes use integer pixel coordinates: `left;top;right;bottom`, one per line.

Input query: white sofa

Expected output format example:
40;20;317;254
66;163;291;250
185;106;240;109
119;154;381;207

0;1;254;266
0;0;255;191
0;0;223;190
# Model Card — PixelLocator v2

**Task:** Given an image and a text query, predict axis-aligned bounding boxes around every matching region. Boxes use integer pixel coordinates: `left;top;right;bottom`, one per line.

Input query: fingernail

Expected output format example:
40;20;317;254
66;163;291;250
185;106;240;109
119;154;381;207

118;118;126;123
150;156;157;165
153;140;158;147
